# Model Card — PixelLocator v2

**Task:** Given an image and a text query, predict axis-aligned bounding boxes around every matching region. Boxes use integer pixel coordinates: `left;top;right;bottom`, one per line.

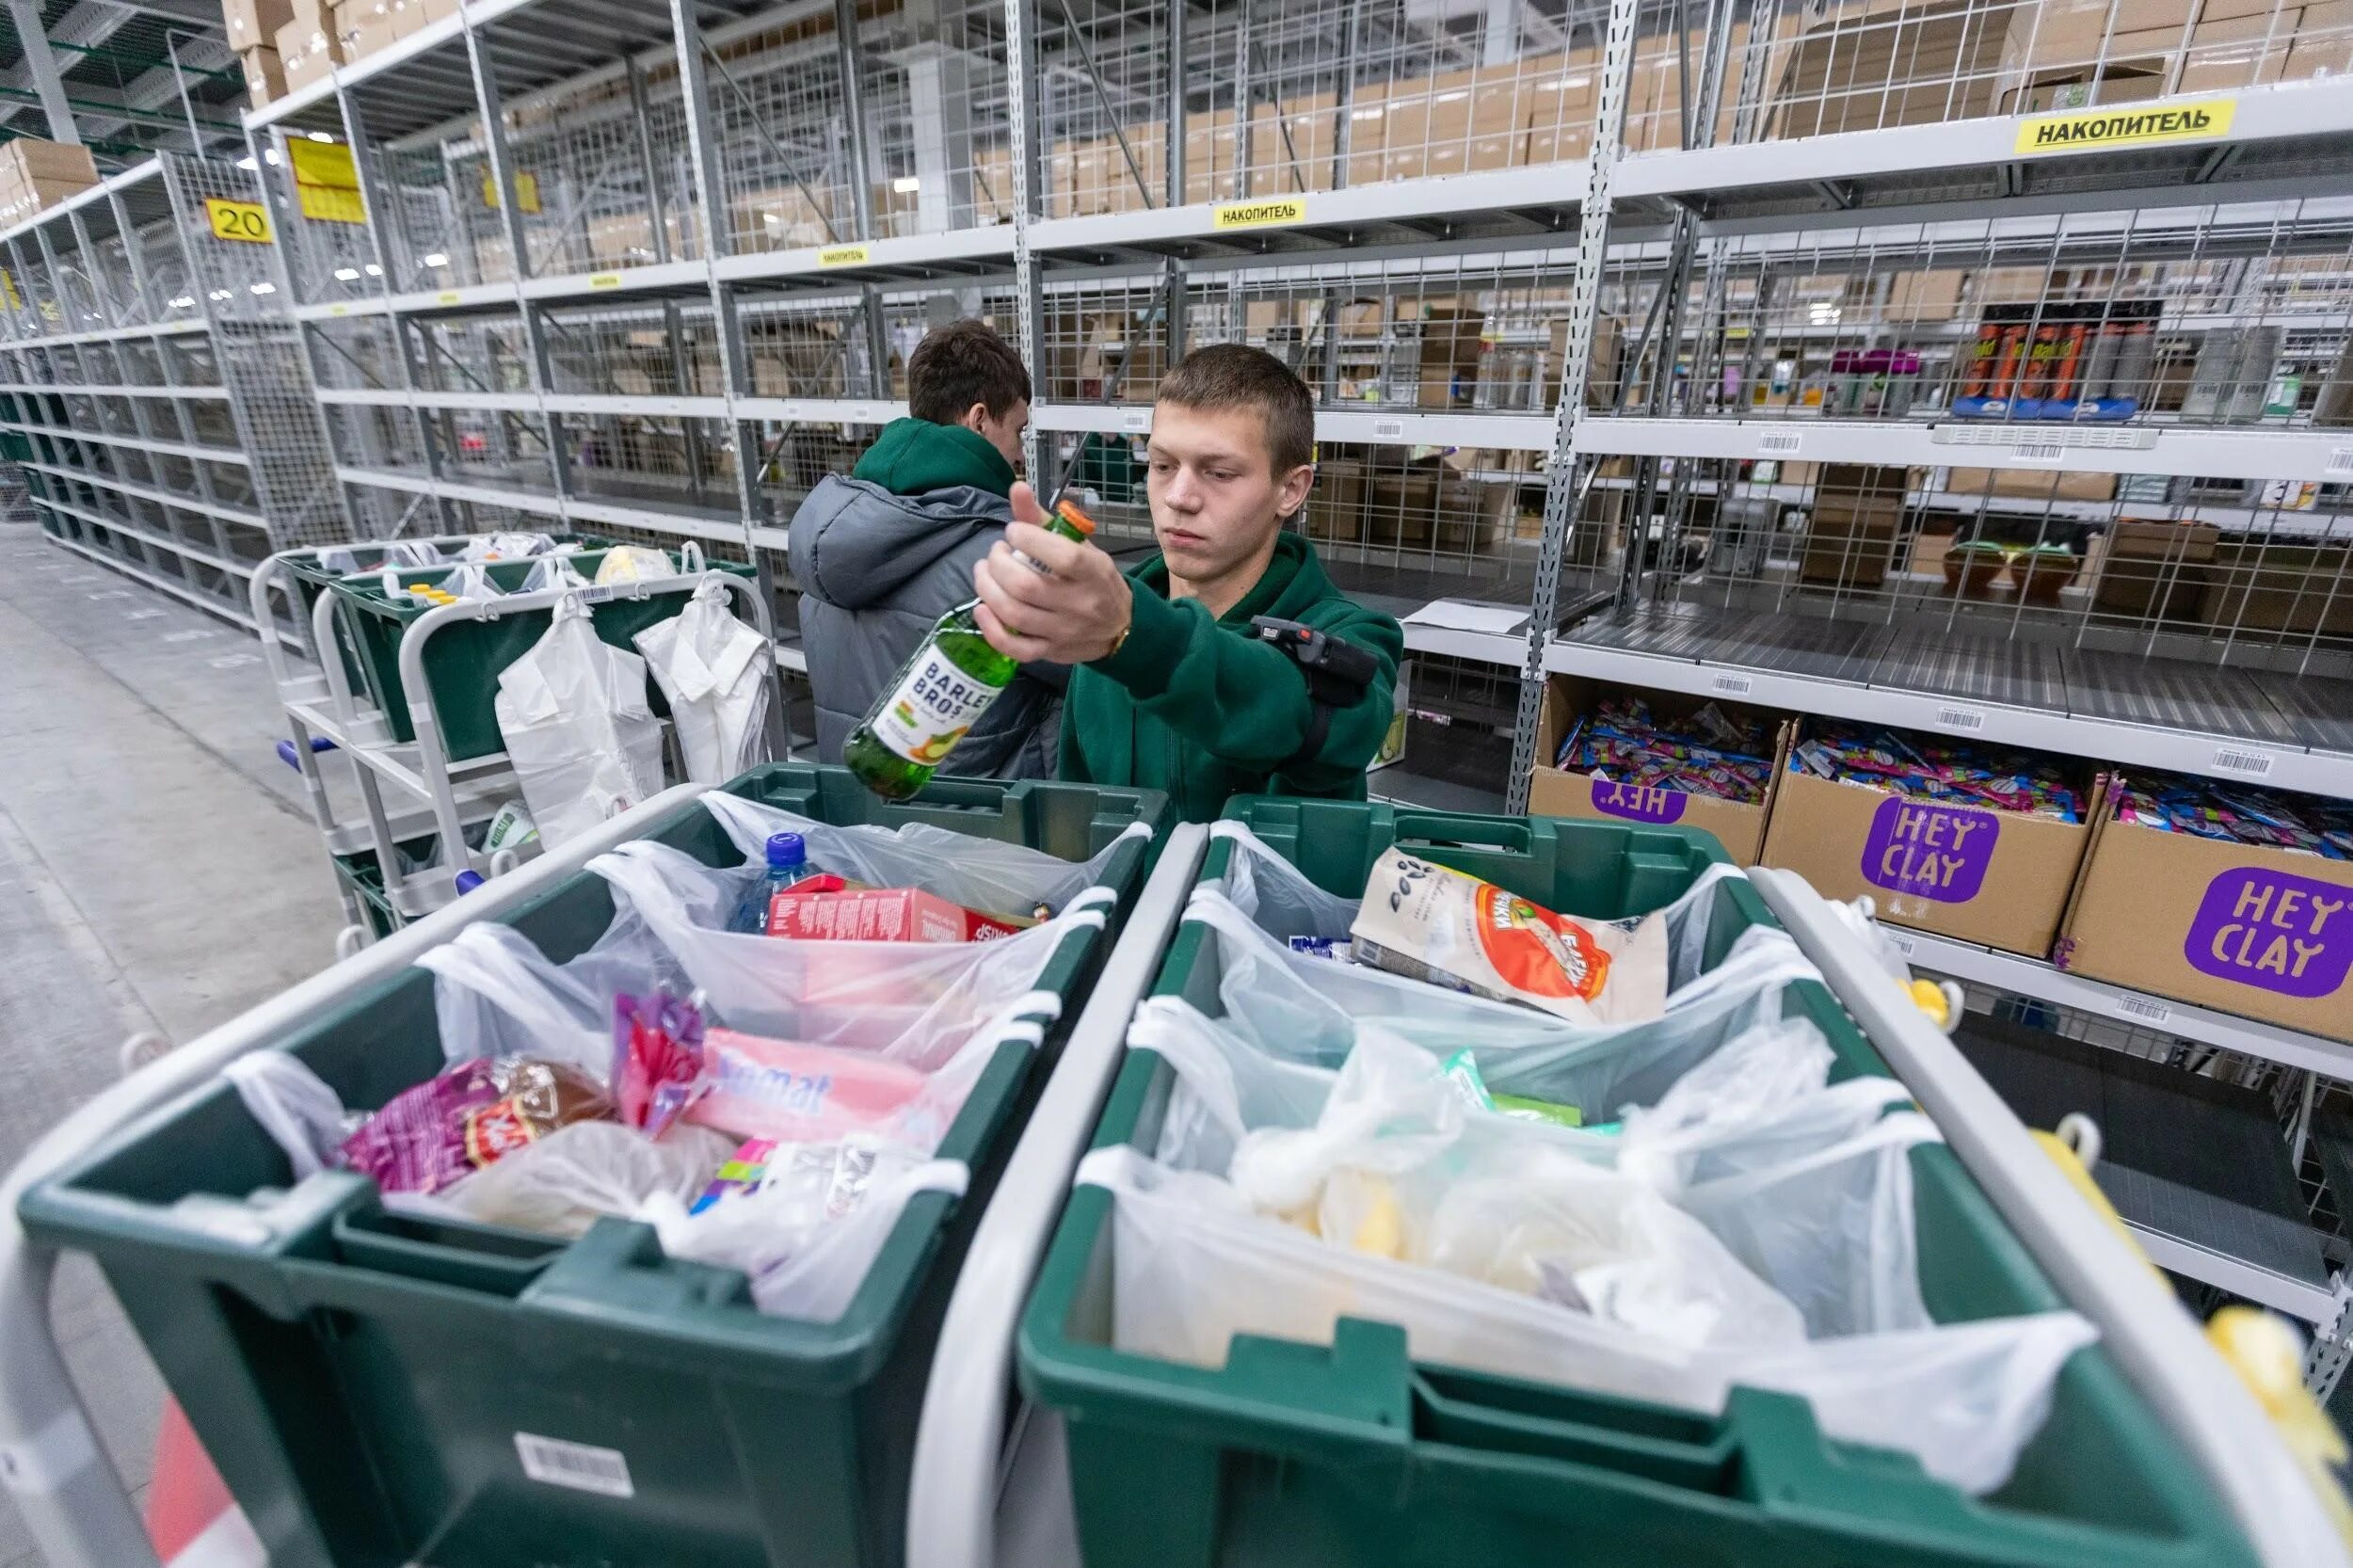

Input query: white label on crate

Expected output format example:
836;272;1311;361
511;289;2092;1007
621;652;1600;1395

514;1433;634;1498
2117;993;2171;1024
1120;408;1150;432
1712;672;1753;696
2210;744;2275;778
2009;441;2068;463
1757;431;1803;456
2329;447;2353;477
577;584;621;605
1935;705;1987;732
1371;418;1406;440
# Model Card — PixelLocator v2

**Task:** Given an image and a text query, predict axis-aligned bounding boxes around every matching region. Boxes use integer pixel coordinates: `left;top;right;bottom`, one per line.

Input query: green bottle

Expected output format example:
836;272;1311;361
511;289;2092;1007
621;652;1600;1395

845;498;1099;801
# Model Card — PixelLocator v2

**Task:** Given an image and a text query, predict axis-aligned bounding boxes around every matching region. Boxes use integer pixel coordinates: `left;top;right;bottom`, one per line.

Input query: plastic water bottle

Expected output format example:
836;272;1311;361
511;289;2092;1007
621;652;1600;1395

728;832;808;934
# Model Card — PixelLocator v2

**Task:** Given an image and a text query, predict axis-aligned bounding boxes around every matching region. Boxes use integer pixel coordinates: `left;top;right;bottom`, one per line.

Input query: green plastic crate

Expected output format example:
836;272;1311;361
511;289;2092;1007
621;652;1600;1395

329;547;752;759
23;764;1169;1568
280;534;606;679
1019;797;2252;1568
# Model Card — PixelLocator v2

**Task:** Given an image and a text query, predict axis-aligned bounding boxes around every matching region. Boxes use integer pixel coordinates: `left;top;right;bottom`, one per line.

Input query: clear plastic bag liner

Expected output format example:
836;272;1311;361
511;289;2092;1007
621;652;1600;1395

590;838;1086;1065
1182;891;1821;1126
226;1051;360;1179
1078;1144;2094;1496
421;912;681;1080
390;1122;739;1238
703;792;1146;918
640;1151;968;1320
1206;821;1751;984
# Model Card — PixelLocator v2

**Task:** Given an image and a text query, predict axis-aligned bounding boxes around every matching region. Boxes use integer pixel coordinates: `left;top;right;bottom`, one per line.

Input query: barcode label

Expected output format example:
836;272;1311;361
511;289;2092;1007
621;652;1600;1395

2329;447;2353;476
1757;431;1803;456
515;1433;634;1498
1371;418;1405;440
577;584;620;604
1935;705;1986;732
2210;745;2274;778
2117;993;2170;1024
1883;929;1915;956
1712;672;1753;696
1120;408;1150;432
2009;441;2067;463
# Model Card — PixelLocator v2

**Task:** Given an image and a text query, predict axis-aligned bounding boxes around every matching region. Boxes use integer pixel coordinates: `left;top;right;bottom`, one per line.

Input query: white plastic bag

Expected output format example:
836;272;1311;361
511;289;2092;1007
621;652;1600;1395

420;913;681;1080
494;593;666;847
1080;1144;2094;1496
594;545;680;584
459;530;559;561
413;1121;738;1238
590;838;1101;1064
702;791;1147;918
633;577;773;785
225;1051;360;1179
639;1146;969;1320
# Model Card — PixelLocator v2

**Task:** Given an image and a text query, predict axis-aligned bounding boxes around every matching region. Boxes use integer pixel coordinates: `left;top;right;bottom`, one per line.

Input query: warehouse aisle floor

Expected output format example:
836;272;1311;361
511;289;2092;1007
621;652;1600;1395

0;523;344;1568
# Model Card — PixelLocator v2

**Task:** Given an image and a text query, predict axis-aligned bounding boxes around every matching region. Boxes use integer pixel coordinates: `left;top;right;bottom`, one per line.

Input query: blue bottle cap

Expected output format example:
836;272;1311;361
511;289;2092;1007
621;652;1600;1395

454;869;486;894
766;831;807;870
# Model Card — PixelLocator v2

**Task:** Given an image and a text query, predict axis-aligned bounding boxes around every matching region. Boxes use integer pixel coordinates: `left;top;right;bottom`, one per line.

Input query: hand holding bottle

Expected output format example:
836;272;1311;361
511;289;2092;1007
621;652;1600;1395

971;482;1133;666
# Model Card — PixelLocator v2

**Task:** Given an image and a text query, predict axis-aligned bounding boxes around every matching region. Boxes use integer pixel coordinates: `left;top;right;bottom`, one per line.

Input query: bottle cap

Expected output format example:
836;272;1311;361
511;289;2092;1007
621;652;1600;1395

767;831;807;869
454;870;486;894
1052;498;1098;536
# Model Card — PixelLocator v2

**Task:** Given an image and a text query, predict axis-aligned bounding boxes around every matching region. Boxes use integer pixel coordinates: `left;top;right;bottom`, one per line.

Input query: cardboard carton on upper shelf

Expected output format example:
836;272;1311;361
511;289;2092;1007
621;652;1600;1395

1529;675;1792;865
1766;0;2018;140
1943;466;2117;504
1517;48;1600;166
2057;779;2353;1041
225;0;296;52
1762;734;2102;956
333;0;400;61
241;43;286;106
1305;456;1366;543
0;137;98;192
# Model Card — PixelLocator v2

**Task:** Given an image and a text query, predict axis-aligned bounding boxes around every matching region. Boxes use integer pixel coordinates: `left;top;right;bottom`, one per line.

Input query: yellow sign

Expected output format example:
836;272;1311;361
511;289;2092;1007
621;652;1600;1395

205;199;274;244
1212;197;1308;231
588;272;620;288
2014;98;2235;155
817;244;870;267
287;139;364;225
481;171;542;215
0;268;20;311
437;290;460;305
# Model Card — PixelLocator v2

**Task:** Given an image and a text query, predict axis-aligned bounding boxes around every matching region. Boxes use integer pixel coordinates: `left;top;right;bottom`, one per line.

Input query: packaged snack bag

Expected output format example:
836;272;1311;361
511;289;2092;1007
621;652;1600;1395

685;1027;937;1144
1348;848;1669;1026
337;1057;612;1196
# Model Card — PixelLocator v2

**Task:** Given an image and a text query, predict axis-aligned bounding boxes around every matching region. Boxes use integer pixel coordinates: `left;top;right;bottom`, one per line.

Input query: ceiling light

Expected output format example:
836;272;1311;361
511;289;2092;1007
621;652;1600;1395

422;252;449;267
235;155;257;170
891;175;920;194
168;295;195;309
333;266;360;281
264;149;280;164
206;289;233;302
364;264;382;277
249;281;277;295
307;131;335;143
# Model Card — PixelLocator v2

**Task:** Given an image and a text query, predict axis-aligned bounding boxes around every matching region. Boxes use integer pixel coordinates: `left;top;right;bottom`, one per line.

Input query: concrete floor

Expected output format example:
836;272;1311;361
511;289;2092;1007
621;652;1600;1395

0;522;344;1568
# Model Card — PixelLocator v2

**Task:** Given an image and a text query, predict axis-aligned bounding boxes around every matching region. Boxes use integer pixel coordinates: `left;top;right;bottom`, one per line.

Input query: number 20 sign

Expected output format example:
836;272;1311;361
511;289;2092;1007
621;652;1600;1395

204;199;273;244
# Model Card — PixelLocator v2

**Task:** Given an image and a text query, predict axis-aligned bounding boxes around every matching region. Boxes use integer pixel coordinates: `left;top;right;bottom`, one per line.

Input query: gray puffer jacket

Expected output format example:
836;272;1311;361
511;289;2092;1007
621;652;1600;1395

787;473;1064;778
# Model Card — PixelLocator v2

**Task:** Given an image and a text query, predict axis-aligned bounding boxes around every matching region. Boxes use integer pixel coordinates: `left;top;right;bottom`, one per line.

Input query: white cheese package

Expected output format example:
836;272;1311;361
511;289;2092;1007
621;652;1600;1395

1348;847;1669;1027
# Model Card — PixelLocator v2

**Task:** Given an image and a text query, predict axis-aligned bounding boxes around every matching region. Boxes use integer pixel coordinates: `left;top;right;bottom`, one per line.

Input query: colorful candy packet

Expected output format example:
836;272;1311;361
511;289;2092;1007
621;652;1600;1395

1555;696;1774;805
337;1057;612;1196
1791;720;2081;823
2114;772;2352;860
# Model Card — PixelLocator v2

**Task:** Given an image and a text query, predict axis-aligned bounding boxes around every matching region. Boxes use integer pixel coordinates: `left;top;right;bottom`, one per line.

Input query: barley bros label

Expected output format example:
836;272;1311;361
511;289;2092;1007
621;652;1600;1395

1589;776;1686;825
872;648;999;766
2185;868;2353;1000
1861;799;1999;904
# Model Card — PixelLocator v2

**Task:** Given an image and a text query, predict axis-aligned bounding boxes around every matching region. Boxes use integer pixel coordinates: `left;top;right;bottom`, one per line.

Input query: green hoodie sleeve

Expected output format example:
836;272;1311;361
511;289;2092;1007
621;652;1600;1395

1086;584;1402;792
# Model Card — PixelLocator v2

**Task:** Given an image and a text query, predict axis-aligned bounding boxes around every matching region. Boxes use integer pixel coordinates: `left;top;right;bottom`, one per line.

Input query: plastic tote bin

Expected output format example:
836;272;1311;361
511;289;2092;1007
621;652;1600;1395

1019;797;2254;1568
21;763;1169;1568
328;547;752;759
278;534;607;668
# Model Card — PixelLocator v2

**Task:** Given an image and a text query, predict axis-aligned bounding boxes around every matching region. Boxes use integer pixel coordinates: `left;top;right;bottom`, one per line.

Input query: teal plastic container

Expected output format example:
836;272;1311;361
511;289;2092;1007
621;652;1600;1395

328;547;750;759
24;765;1169;1568
277;534;605;670
1019;797;2252;1568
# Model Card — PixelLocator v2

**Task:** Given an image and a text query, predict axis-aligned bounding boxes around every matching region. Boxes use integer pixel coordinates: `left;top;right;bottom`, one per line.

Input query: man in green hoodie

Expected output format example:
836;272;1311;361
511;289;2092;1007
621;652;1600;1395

969;344;1403;822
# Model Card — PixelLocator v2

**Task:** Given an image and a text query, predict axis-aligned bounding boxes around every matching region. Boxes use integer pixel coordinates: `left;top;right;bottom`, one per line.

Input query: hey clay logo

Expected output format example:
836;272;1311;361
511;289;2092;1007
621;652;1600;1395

1861;799;1998;904
1589;777;1686;825
2185;868;2353;1000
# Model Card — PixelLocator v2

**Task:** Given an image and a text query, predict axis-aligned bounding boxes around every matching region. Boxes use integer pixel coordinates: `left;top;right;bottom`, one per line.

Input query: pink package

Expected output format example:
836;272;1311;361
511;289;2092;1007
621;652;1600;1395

684;1026;934;1144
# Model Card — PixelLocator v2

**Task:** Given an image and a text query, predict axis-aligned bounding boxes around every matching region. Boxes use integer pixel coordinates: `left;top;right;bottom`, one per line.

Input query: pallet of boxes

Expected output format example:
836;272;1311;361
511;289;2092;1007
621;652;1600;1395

0;137;97;229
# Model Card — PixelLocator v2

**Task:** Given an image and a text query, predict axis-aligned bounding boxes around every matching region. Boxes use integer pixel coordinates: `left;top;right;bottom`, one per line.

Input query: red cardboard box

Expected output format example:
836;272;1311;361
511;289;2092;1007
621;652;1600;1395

766;888;1030;943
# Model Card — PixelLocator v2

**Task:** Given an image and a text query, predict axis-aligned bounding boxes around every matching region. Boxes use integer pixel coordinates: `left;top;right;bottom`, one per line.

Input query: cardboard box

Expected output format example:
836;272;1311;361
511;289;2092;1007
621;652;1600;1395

1769;1;2017;139
1800;504;1900;588
1362;463;1436;548
2201;543;2353;635
1528;677;1790;865
2093;520;2217;620
224;0;295;50
766;887;1031;943
2057;792;2353;1040
1943;466;2115;504
1305;456;1366;542
1761;760;2096;954
240;44;285;106
334;0;400;59
0;137;97;191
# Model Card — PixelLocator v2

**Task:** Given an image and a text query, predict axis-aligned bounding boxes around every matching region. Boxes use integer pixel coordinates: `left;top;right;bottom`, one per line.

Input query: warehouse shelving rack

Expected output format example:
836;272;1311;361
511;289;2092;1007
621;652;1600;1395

0;154;352;639
234;0;2353;1357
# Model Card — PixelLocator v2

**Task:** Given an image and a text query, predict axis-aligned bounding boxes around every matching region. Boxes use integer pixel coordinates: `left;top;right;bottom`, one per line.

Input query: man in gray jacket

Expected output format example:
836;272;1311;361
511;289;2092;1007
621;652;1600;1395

787;319;1062;777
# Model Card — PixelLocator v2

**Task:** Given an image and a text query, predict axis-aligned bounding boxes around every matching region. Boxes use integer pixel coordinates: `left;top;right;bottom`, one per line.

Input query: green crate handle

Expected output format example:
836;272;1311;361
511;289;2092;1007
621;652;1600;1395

1387;811;1535;856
